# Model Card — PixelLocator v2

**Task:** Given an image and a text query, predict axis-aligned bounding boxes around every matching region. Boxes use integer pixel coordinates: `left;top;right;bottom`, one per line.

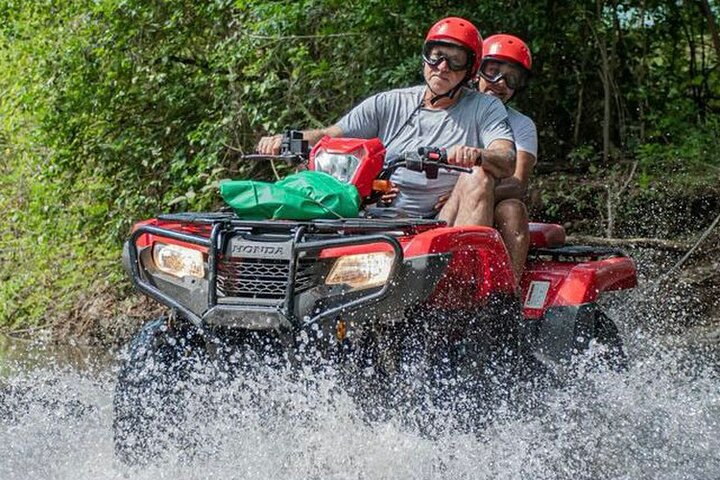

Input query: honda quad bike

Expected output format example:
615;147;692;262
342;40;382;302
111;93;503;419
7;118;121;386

113;131;637;462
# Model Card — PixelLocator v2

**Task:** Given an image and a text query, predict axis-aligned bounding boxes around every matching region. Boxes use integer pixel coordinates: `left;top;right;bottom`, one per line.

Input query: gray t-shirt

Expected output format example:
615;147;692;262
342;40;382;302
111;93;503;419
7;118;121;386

507;106;537;158
336;85;514;217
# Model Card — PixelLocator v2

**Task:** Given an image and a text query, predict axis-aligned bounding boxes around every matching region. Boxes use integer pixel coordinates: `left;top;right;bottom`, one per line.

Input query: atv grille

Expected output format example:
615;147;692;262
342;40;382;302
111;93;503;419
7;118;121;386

216;257;317;300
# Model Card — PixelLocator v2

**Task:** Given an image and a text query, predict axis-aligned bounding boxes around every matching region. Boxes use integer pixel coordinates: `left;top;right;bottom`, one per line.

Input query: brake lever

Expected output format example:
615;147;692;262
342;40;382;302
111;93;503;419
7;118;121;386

438;163;472;174
243;129;310;166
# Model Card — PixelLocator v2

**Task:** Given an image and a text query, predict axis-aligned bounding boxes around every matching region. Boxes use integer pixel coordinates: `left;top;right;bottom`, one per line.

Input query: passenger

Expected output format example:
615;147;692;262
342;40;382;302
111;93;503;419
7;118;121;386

257;17;516;227
476;34;537;286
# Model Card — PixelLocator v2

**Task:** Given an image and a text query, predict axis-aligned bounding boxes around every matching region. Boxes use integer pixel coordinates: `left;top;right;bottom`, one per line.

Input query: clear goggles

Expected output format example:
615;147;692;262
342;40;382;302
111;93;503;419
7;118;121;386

478;59;527;90
422;41;473;72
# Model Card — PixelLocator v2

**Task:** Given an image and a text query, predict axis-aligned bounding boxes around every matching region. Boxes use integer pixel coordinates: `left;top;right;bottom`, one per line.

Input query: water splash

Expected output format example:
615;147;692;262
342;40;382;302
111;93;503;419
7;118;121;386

1;321;718;480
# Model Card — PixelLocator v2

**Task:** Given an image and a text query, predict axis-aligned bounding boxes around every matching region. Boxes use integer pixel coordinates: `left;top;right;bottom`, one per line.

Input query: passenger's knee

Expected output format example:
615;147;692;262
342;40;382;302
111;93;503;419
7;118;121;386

495;198;528;222
495;199;529;232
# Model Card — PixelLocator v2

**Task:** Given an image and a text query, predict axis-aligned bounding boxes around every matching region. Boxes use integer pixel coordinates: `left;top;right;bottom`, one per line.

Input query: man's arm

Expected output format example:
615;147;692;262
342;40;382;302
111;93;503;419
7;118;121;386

256;125;344;155
494;150;537;202
479;138;516;179
449;139;516;179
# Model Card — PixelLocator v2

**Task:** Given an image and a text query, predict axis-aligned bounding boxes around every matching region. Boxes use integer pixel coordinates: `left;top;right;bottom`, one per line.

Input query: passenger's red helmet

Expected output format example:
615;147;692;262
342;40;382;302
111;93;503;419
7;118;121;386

425;17;483;76
482;34;532;72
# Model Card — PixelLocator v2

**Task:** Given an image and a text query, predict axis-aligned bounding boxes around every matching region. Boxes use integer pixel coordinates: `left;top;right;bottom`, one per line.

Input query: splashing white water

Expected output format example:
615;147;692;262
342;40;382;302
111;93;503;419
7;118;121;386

1;321;718;480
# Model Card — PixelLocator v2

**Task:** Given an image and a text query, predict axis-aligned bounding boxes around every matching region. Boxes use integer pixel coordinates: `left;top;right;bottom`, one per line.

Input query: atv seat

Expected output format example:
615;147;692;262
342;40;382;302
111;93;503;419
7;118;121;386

529;222;566;248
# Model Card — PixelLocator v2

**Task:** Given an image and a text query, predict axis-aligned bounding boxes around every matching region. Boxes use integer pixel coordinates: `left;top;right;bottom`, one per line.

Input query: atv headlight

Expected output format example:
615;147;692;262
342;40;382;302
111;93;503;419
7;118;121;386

325;252;394;291
153;243;205;279
313;149;362;183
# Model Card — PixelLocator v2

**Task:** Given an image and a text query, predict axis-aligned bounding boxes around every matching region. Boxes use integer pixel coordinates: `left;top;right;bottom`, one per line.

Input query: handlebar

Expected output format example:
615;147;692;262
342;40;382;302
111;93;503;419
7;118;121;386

385;146;473;179
244;131;474;180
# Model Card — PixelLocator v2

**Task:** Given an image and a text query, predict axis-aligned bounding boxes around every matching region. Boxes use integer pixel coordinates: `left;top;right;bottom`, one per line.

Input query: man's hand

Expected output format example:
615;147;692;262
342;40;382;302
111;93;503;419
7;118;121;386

380;184;399;205
434;192;451;211
256;126;344;155
256;134;284;155
448;145;483;168
480;139;516;179
379;183;449;211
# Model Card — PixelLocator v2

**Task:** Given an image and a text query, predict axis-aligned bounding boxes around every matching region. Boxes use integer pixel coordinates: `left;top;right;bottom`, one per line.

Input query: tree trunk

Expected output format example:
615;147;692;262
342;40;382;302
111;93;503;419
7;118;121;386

681;12;704;117
594;0;612;163
573;82;584;145
698;0;720;64
638;0;648;142
599;63;611;163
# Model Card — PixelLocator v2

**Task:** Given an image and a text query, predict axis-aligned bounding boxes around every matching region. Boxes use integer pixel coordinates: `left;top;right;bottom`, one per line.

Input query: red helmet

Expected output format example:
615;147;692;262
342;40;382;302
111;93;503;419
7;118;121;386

425;17;483;76
482;34;532;72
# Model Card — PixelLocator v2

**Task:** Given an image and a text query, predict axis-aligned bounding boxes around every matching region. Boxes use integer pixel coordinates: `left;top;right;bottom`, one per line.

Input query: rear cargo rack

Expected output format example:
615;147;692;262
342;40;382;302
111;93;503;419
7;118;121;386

530;245;627;261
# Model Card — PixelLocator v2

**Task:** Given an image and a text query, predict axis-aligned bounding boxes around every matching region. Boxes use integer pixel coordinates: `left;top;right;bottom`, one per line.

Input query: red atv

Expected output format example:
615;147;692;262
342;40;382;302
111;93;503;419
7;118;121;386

114;131;637;462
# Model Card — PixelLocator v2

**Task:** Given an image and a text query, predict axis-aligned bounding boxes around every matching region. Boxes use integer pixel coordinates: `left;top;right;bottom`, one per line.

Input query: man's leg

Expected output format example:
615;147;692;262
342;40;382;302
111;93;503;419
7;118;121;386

439;167;495;226
495;199;530;287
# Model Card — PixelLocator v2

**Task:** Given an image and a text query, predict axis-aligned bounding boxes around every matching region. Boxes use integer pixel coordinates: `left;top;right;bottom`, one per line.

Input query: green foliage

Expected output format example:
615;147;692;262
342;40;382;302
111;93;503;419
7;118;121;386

0;146;122;328
636;112;720;182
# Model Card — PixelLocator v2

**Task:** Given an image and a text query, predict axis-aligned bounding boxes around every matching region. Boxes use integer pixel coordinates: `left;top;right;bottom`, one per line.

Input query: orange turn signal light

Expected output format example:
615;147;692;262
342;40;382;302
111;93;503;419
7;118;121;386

372;180;393;193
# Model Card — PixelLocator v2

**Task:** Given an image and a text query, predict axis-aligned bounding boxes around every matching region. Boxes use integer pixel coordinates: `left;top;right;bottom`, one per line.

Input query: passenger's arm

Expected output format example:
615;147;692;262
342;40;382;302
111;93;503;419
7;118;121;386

256;125;344;155
494;150;537;202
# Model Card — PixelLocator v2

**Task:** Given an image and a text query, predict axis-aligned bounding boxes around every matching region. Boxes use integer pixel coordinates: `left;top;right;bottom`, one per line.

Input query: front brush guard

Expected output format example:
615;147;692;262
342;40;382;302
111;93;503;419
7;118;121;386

126;222;404;332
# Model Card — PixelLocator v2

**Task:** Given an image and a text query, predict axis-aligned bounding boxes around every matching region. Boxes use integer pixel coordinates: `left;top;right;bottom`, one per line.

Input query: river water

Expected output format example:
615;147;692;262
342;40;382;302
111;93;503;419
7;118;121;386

1;250;719;480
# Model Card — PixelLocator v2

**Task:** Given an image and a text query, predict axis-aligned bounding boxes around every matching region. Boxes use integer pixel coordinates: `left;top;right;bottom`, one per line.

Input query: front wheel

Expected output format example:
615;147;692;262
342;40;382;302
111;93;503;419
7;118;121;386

112;317;204;464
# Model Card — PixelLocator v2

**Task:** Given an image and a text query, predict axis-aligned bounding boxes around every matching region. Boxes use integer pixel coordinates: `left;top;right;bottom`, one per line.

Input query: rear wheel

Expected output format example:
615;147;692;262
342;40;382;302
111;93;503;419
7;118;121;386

591;310;628;371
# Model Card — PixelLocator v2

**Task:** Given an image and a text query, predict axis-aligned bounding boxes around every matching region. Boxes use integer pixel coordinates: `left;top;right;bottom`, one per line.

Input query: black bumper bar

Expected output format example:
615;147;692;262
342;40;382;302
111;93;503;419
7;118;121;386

127;222;404;331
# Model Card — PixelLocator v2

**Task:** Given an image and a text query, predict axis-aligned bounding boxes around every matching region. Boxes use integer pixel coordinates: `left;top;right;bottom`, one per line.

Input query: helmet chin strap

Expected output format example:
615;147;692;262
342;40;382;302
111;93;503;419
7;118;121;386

425;75;469;105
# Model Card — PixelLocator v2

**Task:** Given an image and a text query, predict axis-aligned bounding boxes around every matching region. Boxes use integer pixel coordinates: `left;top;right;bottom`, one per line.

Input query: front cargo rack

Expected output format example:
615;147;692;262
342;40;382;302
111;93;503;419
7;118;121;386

157;212;445;236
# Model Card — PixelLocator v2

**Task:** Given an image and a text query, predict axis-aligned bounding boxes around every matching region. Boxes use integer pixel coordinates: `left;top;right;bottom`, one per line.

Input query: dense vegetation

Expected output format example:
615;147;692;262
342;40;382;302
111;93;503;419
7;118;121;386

1;0;718;332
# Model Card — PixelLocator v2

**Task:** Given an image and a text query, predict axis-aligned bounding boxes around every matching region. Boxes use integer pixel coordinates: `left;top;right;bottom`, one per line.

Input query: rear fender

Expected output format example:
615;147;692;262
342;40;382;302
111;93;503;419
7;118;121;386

520;256;637;319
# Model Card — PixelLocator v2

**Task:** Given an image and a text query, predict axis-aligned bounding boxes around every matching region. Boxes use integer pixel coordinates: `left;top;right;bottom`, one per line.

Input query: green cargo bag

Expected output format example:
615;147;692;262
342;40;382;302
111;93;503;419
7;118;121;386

220;170;361;220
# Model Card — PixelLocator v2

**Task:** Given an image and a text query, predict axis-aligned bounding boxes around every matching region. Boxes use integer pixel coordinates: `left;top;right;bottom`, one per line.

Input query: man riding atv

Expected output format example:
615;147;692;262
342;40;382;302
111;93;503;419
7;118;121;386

257;16;516;228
